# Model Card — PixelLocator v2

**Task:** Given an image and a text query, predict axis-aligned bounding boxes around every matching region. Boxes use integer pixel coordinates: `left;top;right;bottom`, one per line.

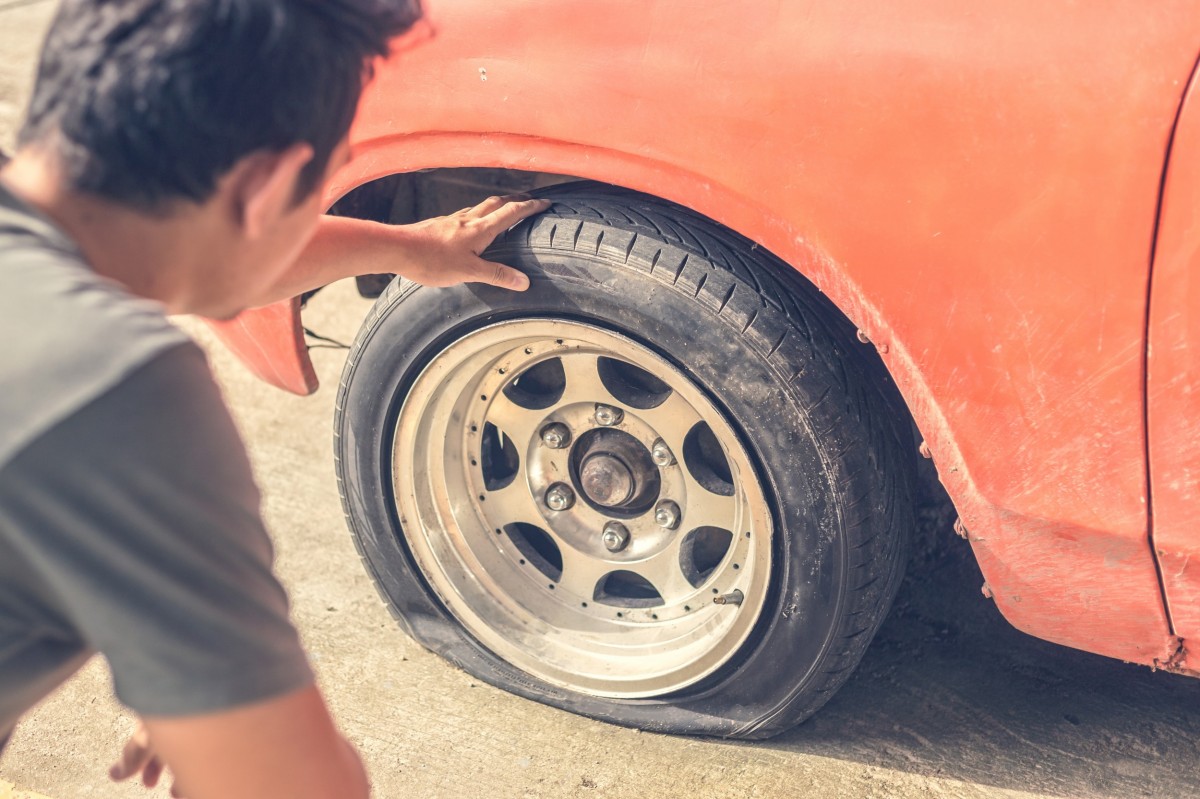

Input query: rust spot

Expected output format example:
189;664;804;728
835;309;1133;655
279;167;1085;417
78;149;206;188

1152;638;1193;674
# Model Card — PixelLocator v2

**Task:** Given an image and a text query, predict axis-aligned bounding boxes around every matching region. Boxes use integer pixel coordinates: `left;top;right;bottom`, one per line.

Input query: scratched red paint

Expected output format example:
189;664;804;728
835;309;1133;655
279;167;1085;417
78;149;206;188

1147;55;1200;669
211;1;1200;674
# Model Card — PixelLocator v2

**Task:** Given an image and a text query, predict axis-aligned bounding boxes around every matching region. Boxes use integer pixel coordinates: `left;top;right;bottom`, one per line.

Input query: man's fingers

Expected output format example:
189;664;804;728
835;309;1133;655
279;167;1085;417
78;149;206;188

469;193;535;217
110;730;153;781
482;197;552;232
479;259;530;291
142;756;164;788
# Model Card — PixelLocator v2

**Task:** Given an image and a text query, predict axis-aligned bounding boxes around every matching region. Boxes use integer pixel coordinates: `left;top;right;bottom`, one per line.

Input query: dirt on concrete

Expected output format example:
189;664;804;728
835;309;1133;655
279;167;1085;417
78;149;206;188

2;4;1199;797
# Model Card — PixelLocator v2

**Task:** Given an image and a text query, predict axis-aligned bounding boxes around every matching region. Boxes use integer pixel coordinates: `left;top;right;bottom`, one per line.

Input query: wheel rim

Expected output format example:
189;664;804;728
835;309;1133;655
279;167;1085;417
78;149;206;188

392;320;772;698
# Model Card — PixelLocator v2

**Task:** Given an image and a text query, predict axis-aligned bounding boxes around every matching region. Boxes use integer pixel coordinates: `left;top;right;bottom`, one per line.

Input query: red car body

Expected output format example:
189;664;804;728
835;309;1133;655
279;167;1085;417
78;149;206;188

211;1;1200;676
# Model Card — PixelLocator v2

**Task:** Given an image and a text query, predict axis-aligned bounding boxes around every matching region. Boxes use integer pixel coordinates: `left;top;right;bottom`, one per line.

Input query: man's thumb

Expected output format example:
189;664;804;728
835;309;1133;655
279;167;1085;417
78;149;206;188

484;260;530;291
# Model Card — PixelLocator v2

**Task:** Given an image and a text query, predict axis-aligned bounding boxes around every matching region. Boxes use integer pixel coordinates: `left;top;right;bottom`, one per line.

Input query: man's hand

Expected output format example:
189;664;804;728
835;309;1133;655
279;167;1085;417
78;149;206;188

110;721;182;796
247;194;552;309
139;684;368;799
397;195;552;291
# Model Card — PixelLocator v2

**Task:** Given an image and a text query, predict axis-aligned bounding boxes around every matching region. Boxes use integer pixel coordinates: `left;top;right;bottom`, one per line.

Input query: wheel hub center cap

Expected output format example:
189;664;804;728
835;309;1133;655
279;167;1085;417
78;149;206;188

579;453;635;507
571;427;662;514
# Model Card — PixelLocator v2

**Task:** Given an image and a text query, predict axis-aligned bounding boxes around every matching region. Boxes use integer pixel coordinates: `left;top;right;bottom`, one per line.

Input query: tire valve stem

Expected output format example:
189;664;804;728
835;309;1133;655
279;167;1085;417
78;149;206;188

713;590;744;607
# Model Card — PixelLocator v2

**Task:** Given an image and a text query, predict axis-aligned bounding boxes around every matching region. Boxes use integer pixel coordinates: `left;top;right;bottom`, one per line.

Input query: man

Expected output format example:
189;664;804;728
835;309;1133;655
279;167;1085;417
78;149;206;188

0;1;547;796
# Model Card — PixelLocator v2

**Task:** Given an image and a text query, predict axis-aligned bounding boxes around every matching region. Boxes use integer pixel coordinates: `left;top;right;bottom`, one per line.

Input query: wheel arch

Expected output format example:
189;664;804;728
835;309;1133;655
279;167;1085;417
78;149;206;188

222;131;940;441
215;131;948;477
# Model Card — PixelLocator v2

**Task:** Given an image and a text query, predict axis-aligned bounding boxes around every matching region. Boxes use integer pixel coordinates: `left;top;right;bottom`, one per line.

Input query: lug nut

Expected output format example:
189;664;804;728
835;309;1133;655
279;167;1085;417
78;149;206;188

654;500;681;530
651;439;675;467
601;521;631;553
594;404;624;427
544;483;575;511
540;423;571;449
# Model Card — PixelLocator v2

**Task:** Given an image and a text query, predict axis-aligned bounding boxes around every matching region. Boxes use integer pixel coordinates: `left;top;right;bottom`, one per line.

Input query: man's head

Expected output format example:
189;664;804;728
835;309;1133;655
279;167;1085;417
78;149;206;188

8;0;419;318
20;0;420;211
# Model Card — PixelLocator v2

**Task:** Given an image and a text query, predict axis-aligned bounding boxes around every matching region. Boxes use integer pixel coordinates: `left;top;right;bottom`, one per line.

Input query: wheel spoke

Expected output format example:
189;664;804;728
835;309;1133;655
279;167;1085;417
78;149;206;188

557;354;620;408
485;391;549;449
633;539;700;603
556;546;617;599
635;389;704;453
680;471;738;531
483;480;543;525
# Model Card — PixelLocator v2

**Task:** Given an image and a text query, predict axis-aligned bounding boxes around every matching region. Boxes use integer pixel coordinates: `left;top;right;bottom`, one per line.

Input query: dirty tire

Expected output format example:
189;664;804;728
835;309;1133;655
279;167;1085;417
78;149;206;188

334;185;913;739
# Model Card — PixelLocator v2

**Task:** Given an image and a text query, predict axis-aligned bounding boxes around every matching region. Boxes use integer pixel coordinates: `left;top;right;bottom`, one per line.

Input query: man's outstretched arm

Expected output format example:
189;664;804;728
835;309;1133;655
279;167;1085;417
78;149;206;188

249;194;551;308
141;684;368;799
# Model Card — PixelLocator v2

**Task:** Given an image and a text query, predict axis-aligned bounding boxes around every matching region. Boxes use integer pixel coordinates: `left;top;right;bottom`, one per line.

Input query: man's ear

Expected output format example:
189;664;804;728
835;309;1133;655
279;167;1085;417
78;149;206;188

230;143;315;240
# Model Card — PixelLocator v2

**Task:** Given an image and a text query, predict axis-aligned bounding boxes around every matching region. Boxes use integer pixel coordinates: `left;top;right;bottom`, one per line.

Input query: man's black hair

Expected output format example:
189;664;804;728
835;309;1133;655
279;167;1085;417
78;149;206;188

18;0;420;210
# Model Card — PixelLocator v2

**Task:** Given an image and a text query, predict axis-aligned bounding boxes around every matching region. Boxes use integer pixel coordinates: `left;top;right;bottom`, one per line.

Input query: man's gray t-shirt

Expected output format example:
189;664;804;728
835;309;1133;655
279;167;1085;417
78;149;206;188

0;182;312;743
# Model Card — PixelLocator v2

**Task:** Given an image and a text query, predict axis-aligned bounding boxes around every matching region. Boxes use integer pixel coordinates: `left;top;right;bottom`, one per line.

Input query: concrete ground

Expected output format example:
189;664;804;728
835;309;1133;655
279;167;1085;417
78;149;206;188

4;3;1200;798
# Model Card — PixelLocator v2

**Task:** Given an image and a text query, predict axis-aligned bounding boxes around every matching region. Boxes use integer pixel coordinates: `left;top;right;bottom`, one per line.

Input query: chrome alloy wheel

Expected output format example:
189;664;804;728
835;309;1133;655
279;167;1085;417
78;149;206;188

392;320;772;698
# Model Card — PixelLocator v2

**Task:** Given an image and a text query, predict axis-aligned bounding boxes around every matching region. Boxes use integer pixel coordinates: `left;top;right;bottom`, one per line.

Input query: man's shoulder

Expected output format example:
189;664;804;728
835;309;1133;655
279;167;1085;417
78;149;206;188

0;191;190;467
